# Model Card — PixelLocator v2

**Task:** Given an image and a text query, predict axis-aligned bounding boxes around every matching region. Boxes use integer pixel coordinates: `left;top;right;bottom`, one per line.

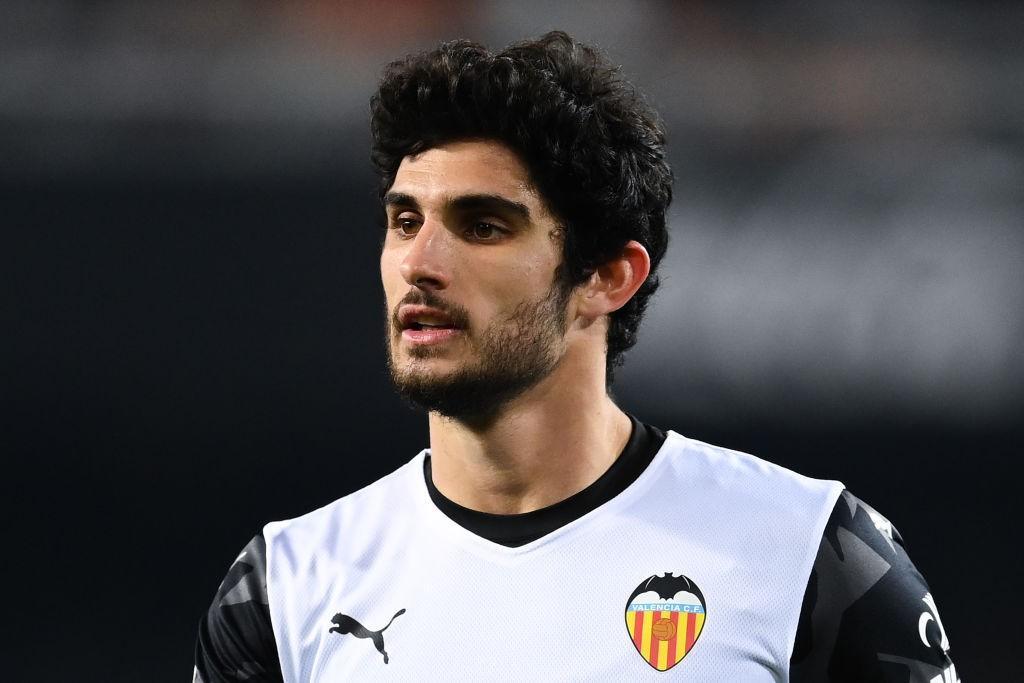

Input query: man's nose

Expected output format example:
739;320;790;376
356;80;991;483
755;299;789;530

398;220;451;290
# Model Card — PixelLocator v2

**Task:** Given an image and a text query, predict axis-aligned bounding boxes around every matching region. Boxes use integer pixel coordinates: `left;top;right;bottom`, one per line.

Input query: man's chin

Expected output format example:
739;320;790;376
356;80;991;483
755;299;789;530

392;354;466;377
390;372;492;420
390;356;474;390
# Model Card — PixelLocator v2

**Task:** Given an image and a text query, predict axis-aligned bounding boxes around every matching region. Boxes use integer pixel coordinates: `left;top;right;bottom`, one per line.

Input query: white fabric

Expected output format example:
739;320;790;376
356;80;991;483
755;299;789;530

264;431;842;681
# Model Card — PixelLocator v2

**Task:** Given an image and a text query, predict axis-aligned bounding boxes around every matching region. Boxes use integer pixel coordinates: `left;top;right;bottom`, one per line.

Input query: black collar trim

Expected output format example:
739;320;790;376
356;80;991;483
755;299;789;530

423;415;667;547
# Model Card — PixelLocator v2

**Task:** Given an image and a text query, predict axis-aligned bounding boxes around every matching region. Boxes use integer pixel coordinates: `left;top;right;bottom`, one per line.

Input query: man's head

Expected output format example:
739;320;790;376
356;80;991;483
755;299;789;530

372;32;672;419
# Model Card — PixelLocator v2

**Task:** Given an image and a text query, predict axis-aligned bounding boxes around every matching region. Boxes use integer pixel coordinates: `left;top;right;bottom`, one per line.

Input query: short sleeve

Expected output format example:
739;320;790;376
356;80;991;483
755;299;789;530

194;534;283;683
790;490;958;682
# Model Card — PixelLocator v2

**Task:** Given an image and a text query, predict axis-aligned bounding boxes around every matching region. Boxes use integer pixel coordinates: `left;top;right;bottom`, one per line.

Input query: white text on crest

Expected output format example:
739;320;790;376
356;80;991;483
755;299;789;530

629;603;705;613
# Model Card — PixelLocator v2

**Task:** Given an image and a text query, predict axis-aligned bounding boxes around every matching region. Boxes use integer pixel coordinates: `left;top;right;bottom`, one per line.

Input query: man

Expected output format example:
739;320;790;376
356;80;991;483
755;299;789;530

195;32;957;681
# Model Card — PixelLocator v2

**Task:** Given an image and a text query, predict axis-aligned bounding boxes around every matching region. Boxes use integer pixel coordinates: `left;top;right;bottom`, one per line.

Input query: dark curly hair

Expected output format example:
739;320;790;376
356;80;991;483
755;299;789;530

370;31;672;384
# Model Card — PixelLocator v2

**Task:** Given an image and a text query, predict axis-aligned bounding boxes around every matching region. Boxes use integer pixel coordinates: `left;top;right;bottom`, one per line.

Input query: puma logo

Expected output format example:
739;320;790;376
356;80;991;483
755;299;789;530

328;608;406;664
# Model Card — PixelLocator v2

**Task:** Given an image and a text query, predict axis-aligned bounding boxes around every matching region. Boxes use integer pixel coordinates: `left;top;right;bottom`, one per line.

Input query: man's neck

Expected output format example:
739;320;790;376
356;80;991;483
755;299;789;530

426;352;632;515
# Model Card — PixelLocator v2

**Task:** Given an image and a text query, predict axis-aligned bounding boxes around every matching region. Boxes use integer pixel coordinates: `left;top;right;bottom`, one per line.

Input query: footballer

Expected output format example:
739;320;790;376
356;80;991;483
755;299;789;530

195;32;957;682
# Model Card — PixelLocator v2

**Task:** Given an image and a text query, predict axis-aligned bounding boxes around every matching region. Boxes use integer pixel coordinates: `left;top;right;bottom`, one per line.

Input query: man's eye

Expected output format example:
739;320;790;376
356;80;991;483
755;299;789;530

392;217;420;237
468;222;502;240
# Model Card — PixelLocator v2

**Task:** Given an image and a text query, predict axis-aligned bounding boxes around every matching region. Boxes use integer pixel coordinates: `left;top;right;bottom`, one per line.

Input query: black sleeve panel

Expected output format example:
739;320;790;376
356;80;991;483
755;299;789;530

790;490;959;683
194;534;284;683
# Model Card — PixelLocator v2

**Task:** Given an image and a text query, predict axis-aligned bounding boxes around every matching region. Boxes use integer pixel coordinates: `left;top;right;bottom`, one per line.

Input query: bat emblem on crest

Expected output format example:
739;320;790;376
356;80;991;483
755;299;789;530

624;573;706;671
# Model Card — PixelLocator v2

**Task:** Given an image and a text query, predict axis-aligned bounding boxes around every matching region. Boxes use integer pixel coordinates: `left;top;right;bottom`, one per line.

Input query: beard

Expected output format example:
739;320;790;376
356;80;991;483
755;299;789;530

386;283;571;424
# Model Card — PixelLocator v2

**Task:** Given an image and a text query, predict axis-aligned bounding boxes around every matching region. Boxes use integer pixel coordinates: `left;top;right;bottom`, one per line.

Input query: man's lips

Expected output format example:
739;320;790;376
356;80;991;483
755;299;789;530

396;304;463;345
397;304;461;328
401;326;461;344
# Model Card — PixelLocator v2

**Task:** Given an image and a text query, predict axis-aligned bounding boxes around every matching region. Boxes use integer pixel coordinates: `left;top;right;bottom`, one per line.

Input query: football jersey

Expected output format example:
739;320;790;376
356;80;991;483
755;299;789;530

268;431;839;680
195;420;958;681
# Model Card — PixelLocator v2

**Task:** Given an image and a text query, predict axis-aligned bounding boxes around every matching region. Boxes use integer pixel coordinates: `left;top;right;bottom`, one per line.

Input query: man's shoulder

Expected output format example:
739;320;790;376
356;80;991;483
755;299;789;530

263;452;425;549
658;430;844;503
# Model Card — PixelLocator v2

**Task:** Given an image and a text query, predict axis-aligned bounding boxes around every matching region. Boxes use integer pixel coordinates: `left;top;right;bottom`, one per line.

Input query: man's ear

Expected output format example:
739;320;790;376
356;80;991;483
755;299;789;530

574;240;651;320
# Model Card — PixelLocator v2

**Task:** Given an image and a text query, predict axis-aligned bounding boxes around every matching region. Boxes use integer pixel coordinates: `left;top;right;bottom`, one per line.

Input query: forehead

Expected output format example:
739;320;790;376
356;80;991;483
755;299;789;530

390;140;545;212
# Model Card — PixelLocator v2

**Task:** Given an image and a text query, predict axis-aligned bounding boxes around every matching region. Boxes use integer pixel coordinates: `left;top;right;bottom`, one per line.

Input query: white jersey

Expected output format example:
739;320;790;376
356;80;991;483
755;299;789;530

262;431;842;681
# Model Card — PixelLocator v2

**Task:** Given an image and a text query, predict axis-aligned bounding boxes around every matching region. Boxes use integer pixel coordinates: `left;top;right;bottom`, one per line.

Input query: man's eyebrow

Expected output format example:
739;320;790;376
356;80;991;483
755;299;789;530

449;194;531;221
383;191;531;222
382;191;419;210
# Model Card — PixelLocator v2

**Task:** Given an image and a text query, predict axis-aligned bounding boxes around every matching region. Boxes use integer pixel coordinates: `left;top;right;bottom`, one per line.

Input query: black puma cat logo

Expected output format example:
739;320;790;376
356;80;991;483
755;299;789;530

328;609;406;664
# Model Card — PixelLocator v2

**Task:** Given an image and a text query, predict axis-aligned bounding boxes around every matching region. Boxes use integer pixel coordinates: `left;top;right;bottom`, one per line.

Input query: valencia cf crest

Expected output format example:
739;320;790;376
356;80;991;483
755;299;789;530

625;573;706;671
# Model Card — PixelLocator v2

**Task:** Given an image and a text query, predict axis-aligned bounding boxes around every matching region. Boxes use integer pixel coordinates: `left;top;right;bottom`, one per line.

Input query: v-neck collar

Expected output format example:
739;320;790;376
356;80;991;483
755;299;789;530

422;415;667;547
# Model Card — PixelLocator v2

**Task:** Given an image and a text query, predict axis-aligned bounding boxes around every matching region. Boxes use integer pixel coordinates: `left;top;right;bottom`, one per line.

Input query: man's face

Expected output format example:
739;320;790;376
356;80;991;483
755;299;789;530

380;139;571;420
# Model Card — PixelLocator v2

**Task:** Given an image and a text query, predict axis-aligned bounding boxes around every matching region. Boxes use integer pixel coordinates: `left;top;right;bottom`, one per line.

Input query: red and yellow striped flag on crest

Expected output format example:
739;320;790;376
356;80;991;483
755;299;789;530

625;607;706;671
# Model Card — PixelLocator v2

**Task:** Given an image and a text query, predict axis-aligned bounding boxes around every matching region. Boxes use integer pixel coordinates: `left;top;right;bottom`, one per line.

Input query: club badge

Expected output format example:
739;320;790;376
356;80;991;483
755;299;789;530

625;573;706;671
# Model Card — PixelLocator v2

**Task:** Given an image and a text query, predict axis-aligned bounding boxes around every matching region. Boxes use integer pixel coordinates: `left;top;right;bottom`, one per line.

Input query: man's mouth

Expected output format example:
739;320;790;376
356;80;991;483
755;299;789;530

406;322;453;331
397;305;463;345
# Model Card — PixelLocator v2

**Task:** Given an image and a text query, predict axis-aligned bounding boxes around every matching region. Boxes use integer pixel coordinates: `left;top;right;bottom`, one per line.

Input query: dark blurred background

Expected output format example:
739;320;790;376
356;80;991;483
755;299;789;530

4;1;1021;680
